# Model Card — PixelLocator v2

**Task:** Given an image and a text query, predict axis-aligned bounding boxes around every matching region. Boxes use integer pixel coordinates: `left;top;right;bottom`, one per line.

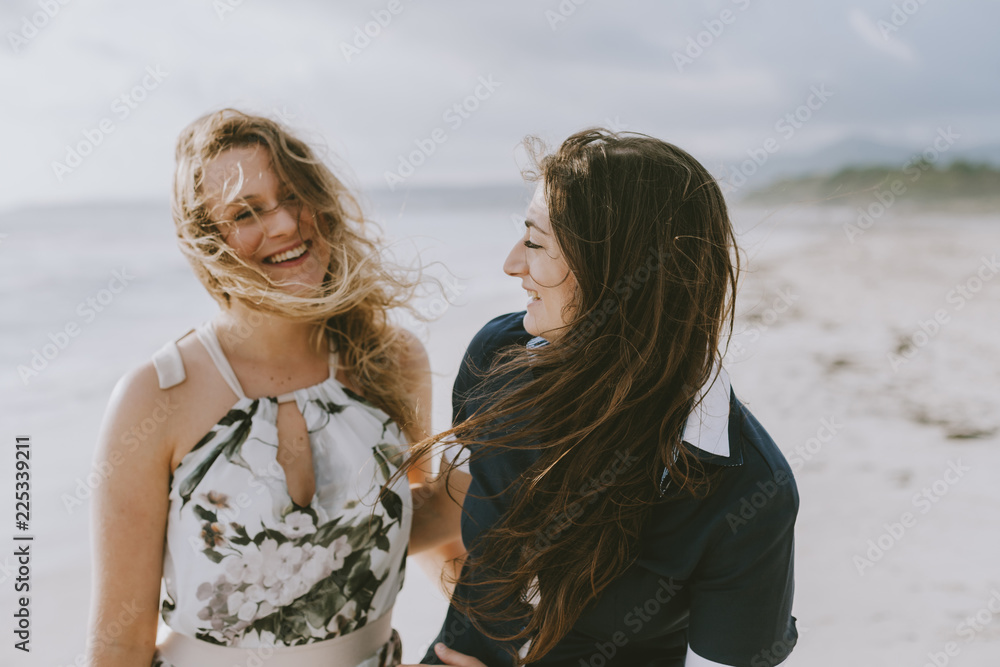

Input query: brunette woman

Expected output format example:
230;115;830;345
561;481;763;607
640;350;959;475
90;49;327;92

405;129;798;667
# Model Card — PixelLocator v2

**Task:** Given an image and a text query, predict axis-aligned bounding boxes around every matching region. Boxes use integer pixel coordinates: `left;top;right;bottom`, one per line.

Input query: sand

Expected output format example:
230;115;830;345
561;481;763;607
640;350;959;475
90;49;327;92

724;205;1000;666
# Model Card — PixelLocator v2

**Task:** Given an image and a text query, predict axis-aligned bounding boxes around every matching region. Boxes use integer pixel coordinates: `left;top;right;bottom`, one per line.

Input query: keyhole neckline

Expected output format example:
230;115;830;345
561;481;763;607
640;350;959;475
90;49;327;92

195;320;340;403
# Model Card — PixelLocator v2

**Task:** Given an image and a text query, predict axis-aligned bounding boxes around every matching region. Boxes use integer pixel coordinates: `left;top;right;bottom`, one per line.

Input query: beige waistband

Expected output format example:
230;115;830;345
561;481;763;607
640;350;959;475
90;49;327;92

155;610;393;667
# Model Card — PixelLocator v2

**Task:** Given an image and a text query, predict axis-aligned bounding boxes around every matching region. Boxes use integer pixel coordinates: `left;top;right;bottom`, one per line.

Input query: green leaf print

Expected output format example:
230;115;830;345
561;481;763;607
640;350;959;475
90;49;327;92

193;505;217;522
345;554;386;613
194;630;226;645
287;615;310;644
344;515;384;551
372;442;404;485
379;489;403;522
310;516;346;547
189;428;217;454
371;447;392;486
178;401;260;507
296;578;347;629
178;388;410;649
202;548;225;563
302;601;331;633
253;527;290;546
311;398;347;415
341;386;372;406
228;523;252;546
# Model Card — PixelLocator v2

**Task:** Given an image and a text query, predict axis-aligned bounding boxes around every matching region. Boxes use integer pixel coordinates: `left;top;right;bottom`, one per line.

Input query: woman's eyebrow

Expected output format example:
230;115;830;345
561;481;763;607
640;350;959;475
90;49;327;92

525;219;549;235
221;192;265;209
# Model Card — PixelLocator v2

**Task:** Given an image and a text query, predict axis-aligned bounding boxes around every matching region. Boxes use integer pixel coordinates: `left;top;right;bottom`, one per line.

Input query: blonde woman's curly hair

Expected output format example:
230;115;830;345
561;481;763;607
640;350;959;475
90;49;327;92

172;108;424;439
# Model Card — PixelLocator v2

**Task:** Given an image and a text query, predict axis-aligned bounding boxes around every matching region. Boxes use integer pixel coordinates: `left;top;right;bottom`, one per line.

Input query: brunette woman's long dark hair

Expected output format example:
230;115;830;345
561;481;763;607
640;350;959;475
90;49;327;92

398;128;739;664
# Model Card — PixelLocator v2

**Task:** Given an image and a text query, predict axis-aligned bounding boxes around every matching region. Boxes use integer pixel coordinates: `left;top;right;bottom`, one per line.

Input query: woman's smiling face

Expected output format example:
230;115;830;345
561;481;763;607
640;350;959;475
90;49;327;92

503;182;578;341
203;144;330;293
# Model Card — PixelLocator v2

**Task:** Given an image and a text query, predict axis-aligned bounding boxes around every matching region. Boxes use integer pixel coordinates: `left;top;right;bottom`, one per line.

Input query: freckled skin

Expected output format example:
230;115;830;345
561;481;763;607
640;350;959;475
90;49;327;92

202;145;331;294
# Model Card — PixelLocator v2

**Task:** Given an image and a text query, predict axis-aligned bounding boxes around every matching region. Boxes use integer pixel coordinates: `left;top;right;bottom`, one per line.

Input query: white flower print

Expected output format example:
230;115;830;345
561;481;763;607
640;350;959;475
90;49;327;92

274;542;305;579
195;582;214;601
223;547;263;585
280;510;315;538
263;582;284;607
244;583;266;603
258;538;284;587
169;384;412;649
227;590;246;616
237;600;258;622
328;535;352;571
298;544;332;582
257;601;275;619
278;575;310;606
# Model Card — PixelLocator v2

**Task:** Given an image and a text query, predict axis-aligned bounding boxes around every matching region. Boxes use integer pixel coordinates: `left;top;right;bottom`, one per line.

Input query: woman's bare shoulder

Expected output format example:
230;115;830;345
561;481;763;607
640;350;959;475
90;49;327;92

393;327;430;374
98;359;177;468
100;330;238;470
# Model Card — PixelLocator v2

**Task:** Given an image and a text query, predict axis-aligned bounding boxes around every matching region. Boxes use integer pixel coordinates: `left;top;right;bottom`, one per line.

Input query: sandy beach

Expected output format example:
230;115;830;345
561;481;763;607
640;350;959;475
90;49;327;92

1;200;998;665
725;204;1000;665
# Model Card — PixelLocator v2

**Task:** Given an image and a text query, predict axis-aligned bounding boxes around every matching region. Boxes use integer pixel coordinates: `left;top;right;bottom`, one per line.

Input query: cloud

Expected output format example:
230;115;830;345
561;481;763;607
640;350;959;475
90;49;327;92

1;0;997;212
848;8;916;63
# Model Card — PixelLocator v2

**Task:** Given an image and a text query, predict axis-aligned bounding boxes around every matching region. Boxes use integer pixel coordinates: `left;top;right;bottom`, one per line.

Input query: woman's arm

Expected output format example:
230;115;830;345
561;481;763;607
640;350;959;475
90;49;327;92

86;364;175;666
409;469;470;591
394;329;468;590
686;467;799;667
395;328;435;486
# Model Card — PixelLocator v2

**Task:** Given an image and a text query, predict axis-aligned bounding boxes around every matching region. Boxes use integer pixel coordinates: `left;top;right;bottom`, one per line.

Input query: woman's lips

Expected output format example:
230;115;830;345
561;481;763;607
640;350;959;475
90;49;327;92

263;240;311;265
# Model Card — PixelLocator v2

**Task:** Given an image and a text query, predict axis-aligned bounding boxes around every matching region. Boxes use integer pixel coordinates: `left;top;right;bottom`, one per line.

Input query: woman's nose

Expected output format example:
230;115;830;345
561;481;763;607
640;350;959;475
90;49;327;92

260;202;300;238
503;237;527;277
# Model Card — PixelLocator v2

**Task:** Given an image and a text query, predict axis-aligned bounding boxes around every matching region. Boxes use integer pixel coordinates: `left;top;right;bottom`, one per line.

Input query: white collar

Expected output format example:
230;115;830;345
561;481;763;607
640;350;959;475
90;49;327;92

682;366;732;457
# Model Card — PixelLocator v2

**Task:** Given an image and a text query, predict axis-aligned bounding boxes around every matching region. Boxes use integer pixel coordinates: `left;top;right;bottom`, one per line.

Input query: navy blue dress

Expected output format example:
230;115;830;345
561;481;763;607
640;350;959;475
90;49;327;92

423;313;798;667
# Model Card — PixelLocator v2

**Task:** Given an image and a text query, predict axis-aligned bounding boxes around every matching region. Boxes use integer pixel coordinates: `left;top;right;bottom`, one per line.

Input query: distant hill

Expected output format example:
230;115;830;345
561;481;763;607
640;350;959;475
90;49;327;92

741;160;1000;210
716;135;1000;198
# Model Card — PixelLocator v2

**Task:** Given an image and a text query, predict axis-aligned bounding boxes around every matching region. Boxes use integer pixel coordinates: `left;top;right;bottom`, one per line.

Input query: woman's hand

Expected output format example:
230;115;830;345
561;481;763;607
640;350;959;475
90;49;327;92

408;469;471;554
400;642;488;667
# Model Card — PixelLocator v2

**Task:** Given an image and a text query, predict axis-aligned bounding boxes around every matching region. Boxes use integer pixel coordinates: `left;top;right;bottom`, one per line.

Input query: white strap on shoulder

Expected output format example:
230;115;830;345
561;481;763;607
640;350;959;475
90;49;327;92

151;336;188;389
194;321;249;400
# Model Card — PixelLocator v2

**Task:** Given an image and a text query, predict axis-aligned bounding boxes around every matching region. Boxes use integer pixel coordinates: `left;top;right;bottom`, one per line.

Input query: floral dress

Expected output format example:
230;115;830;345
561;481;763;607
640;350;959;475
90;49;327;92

149;322;410;667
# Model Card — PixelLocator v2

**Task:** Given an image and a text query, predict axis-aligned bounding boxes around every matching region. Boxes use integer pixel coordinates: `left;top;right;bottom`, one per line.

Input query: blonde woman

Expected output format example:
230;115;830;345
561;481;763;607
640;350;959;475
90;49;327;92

87;109;465;667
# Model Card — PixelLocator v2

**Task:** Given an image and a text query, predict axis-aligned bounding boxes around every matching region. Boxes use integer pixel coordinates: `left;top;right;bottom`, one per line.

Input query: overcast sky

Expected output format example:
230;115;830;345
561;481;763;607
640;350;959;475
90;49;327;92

0;0;996;212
